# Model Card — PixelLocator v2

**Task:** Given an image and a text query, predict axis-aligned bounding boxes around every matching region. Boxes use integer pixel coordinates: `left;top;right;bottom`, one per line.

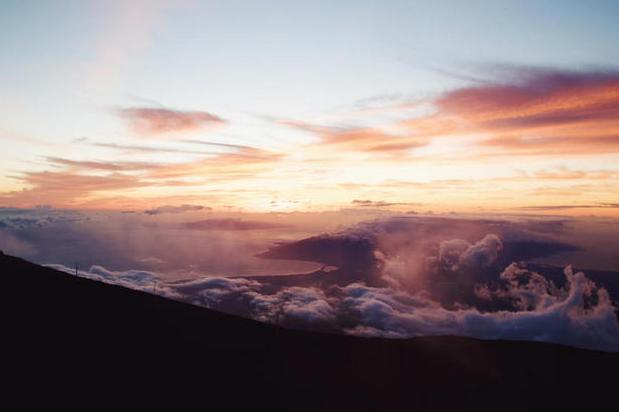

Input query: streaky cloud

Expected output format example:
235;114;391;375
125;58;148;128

117;107;226;136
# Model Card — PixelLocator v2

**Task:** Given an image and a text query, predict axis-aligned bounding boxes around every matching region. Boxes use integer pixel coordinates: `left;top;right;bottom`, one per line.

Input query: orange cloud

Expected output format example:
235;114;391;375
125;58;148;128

0;138;286;209
283;68;619;158
4;67;619;214
144;146;283;180
45;157;154;172
432;68;619;155
436;69;619;129
0;171;152;207
279;120;427;156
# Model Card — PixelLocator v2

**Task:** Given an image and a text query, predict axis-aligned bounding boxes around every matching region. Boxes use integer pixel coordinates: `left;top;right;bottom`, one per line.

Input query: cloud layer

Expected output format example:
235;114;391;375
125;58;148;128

41;214;619;352
49;258;619;352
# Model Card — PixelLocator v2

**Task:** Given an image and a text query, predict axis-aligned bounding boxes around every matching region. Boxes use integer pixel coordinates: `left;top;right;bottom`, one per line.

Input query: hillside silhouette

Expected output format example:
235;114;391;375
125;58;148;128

2;251;617;411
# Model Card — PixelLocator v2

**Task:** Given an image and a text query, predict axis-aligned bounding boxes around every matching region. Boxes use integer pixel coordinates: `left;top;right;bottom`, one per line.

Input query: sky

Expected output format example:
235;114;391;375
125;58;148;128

1;0;619;214
2;1;619;351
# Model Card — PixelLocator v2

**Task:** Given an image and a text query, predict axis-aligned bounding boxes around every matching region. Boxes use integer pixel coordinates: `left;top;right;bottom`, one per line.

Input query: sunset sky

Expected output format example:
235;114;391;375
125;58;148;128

2;0;619;215
2;1;619;355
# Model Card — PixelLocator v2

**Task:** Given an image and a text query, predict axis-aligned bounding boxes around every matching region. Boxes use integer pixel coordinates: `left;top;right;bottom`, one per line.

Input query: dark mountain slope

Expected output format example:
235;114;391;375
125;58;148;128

1;252;617;411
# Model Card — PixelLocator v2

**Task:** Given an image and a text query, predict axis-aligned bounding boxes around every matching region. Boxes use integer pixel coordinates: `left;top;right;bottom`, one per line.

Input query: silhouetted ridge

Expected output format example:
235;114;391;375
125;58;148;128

2;253;617;411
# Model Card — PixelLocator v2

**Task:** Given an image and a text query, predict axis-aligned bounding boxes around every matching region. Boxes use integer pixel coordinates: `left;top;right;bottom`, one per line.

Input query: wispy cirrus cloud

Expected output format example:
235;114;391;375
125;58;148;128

45;156;155;172
352;200;419;208
0;171;152;207
428;66;619;155
144;204;210;215
83;1;176;91
280;119;428;156
1;138;284;208
143;146;283;180
91;141;215;155
279;66;619;158
5;66;619;212
181;139;263;152
517;203;619;211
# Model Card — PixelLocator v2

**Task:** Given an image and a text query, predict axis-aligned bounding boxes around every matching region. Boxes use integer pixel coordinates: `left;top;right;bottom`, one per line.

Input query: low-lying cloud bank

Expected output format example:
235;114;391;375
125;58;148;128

0;207;317;276
10;211;613;352
48;251;619;352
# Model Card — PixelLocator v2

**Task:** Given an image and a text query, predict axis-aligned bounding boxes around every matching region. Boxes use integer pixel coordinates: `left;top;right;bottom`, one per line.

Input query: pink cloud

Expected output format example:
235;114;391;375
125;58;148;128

118;107;226;136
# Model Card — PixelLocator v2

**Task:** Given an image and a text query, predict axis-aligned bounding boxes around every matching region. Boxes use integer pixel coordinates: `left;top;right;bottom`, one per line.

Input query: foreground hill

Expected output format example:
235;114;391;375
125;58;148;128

2;252;617;411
